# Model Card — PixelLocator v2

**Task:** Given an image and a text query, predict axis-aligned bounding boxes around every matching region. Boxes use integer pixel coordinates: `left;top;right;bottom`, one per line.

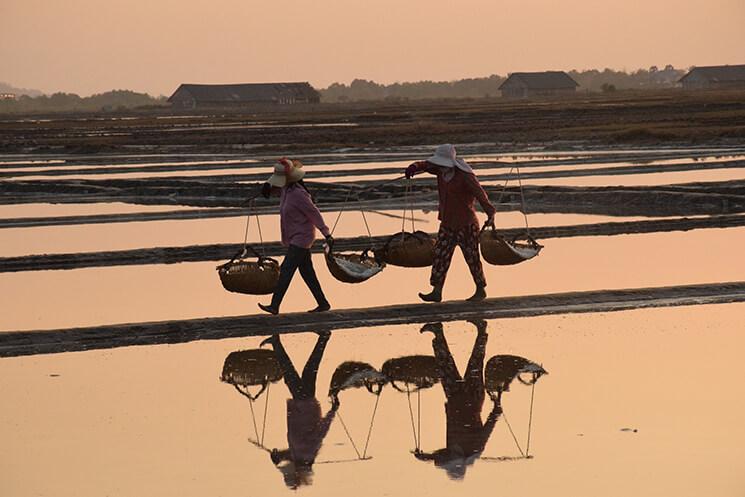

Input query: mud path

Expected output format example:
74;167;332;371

1;281;742;357
2;214;743;273
3;158;744;184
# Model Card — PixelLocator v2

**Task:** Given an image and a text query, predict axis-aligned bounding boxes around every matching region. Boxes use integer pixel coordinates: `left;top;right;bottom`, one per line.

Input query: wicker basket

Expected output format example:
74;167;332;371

325;245;385;284
221;349;284;400
376;231;436;268
217;249;280;295
328;361;386;397
480;227;542;266
485;355;547;396
381;355;441;392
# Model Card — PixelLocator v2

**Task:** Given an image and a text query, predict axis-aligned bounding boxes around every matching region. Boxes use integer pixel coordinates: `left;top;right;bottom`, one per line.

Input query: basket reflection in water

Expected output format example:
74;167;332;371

328;361;387;396
217;320;549;487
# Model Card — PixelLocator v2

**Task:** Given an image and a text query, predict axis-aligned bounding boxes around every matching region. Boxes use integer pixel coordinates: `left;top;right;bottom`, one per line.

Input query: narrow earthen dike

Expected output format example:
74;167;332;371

1;214;743;273
1;281;743;357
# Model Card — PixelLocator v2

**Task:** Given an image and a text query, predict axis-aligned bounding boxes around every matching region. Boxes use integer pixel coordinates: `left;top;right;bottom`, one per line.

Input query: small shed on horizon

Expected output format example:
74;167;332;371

499;71;579;98
168;82;320;109
679;65;745;90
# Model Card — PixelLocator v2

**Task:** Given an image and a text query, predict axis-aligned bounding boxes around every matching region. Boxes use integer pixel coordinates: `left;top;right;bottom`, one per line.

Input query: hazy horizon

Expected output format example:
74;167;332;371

2;0;744;97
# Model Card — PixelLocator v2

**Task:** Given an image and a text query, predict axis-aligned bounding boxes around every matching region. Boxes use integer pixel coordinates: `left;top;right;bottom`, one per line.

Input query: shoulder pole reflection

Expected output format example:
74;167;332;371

381;347;442;452
328;360;387;460
482;352;548;461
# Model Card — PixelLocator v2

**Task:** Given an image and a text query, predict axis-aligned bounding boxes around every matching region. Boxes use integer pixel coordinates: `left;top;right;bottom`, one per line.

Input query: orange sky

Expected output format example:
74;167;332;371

1;0;744;96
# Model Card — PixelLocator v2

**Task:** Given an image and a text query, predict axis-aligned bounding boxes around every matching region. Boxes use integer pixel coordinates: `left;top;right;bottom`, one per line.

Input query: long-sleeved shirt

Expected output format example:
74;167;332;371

411;161;496;229
286;398;337;464
415;399;502;462
279;185;330;248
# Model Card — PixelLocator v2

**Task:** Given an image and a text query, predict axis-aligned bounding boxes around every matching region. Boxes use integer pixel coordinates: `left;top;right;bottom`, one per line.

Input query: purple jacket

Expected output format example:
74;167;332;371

286;398;336;464
280;185;330;248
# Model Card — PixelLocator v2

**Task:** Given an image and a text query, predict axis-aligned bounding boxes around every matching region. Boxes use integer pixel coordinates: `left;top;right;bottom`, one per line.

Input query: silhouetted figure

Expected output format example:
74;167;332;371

415;320;502;479
404;144;496;302
257;158;333;315
262;332;338;489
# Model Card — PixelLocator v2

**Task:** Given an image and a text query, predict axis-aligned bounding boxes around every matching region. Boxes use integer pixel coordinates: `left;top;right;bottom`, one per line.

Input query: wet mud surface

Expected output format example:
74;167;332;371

1;281;743;357
2;214;744;272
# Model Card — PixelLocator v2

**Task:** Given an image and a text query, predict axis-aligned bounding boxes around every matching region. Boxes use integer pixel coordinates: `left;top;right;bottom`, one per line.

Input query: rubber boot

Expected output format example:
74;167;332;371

467;285;486;302
419;285;443;303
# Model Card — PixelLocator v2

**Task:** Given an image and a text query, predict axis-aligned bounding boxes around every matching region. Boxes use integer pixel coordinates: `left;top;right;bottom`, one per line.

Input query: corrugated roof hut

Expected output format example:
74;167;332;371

679;65;745;90
168;82;320;109
499;71;579;99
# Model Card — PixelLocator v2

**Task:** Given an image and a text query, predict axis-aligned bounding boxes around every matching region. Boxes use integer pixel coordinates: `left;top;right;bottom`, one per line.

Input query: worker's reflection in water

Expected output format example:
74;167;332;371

415;320;502;479
261;331;338;489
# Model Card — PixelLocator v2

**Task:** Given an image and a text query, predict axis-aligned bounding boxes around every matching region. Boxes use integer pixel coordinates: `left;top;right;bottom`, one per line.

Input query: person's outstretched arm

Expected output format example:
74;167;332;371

482;400;504;442
405;160;439;178
413;448;448;460
317;399;339;441
259;182;281;199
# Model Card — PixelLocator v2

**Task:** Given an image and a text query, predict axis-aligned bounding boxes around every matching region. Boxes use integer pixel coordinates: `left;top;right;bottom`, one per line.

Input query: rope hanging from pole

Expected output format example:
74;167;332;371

493;165;532;236
260;381;270;447
502;410;526;458
247;396;261;446
337;411;362;459
361;392;382;459
406;387;420;451
331;185;356;236
526;381;536;457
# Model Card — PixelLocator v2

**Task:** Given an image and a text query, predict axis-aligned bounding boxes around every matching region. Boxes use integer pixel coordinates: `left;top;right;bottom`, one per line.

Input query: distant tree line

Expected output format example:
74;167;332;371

321;75;507;102
0;65;690;113
0;90;166;114
319;66;687;102
568;65;685;93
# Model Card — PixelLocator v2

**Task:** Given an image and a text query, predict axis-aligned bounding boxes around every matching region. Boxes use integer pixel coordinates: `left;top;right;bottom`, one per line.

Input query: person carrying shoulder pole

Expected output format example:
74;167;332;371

404;144;496;302
258;158;333;315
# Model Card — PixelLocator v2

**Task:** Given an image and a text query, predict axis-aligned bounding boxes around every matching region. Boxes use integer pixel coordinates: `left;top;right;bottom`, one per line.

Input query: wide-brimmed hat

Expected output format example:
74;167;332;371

426;144;473;174
267;158;305;187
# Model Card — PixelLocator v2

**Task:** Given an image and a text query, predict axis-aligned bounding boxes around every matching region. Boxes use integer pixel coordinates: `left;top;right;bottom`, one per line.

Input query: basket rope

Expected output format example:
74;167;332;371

401;179;417;235
492;165;532;237
242;199;266;258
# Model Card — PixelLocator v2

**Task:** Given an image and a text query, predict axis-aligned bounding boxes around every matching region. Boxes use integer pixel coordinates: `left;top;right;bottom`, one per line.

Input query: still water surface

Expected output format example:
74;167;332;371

1;306;743;496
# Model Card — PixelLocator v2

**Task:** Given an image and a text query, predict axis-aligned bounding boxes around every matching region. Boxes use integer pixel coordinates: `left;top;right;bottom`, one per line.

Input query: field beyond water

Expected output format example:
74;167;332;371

1;93;744;496
2;89;745;155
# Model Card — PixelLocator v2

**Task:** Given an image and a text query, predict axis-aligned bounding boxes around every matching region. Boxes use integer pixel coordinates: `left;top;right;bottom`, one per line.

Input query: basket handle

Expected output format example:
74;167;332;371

218;245;276;271
510;233;543;249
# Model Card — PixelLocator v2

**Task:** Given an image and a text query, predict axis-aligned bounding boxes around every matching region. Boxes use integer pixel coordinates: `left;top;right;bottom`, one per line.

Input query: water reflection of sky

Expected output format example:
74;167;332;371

2;227;744;332
1;307;743;496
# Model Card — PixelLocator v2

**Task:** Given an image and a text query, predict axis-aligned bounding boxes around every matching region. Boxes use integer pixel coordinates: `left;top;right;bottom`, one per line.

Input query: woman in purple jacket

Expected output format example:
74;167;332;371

262;331;338;489
258;158;333;315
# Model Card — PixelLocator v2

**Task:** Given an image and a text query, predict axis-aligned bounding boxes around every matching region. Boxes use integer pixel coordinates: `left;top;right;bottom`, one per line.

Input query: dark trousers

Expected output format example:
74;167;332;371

432;328;487;402
271;334;330;400
271;244;328;310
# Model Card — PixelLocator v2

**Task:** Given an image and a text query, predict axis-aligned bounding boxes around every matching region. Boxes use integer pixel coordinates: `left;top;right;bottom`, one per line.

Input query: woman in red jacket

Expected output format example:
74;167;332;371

405;144;496;302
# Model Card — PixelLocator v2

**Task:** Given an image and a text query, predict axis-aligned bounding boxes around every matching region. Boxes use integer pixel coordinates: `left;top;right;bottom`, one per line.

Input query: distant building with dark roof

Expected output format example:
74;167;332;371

499;71;579;99
168;82;320;109
679;65;745;90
